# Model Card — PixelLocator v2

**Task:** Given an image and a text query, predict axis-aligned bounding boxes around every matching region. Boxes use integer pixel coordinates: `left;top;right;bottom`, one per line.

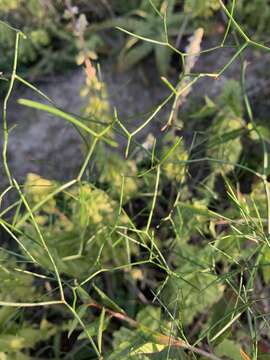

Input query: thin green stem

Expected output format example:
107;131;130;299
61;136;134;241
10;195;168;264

2;32;21;184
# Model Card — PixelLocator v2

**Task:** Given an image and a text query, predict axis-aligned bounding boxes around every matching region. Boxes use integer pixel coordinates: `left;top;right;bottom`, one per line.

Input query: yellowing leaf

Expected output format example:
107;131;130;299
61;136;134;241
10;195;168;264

130;342;166;355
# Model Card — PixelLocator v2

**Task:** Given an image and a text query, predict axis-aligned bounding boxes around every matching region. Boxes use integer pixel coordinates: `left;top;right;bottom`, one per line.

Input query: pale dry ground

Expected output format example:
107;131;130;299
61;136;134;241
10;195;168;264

1;37;269;191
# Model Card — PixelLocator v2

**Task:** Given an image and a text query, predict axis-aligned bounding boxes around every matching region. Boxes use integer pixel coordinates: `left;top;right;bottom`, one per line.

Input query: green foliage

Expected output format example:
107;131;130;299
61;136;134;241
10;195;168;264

97;149;139;200
20;173;133;279
215;339;242;360
236;0;270;37
0;1;76;75
90;0;224;73
206;80;244;173
162;135;188;183
1;1;270;359
2;0;270;79
164;256;224;325
92;0;183;74
110;307;168;359
0;254;36;302
0;319;60;358
0;0;20;12
0;253;63;357
184;0;220;18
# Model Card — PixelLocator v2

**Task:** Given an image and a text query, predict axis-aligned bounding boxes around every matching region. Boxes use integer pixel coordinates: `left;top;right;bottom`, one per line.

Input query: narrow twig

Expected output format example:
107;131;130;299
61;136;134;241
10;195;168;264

87;302;222;360
2;32;22;184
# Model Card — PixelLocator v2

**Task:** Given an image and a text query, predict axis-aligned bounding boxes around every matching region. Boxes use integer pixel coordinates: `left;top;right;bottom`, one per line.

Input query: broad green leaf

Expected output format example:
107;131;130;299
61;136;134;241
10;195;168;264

0;308;17;331
118;42;153;71
109;327;147;359
109;307;171;359
172;200;210;244
218;80;243;117
136;306;161;331
208;292;245;344
164;248;225;325
191;96;217;119
206;114;243;173
0;322;58;353
90;17;144;33
215;339;242;360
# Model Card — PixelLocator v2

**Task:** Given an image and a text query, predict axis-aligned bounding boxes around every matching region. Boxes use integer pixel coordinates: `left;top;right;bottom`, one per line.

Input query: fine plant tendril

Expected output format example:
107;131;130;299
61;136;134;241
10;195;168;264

1;1;270;359
2;31;23;185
